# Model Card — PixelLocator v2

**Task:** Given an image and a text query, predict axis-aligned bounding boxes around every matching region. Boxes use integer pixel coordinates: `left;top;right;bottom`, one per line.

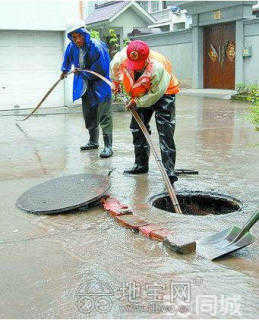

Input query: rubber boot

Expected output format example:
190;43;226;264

123;163;149;174
80;128;99;151
154;95;177;187
123;145;149;174
168;174;178;187
100;134;113;158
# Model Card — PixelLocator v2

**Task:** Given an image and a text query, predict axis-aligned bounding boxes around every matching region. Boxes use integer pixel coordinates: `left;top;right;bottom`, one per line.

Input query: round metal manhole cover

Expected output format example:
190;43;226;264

16;174;110;214
150;191;242;216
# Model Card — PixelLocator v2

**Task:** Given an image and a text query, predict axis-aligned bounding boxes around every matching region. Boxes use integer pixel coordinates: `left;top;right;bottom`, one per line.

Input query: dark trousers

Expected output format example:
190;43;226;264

82;93;113;135
130;94;176;177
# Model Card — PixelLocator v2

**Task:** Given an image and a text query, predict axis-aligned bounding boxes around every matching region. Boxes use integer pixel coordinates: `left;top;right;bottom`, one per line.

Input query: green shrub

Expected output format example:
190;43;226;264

89;29;100;40
246;86;259;105
90;28;130;107
247;104;259;130
234;83;259;100
235;84;259;130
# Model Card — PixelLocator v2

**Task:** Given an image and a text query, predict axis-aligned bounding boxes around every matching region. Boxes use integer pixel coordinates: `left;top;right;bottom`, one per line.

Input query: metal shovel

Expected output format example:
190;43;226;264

197;211;259;260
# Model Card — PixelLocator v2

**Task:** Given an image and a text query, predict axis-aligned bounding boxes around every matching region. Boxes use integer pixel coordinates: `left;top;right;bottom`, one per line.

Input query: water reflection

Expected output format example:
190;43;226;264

197;99;235;162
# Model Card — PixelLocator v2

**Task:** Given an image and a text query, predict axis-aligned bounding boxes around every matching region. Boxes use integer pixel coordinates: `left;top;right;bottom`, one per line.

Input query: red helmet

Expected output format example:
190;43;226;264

126;40;150;71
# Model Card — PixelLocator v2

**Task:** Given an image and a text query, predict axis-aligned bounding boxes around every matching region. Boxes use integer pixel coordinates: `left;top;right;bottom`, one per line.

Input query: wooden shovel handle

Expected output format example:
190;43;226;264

233;211;259;242
20;69;114;122
20;78;63;121
130;108;182;214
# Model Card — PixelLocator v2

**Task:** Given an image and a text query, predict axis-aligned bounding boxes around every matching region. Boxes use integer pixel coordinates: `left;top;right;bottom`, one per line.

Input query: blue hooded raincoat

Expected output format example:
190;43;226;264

61;27;111;107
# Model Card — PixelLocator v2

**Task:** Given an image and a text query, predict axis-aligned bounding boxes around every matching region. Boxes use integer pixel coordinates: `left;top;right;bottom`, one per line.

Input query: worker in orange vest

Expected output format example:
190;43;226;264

110;40;180;186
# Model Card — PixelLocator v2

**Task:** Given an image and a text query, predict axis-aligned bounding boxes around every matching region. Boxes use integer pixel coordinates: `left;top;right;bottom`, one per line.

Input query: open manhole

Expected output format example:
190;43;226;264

150;191;242;215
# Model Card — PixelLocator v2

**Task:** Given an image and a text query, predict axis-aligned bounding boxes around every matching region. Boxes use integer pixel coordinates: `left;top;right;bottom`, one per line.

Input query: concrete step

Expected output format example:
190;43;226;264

180;88;236;100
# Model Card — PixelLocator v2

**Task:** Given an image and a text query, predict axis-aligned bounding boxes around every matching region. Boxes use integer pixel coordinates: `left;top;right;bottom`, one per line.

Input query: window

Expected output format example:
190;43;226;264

97;0;106;5
162;1;167;9
174;22;185;31
151;1;159;12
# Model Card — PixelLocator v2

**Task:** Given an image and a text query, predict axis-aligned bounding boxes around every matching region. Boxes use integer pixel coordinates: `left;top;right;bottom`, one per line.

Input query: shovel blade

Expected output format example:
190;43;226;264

199;226;240;245
198;230;255;260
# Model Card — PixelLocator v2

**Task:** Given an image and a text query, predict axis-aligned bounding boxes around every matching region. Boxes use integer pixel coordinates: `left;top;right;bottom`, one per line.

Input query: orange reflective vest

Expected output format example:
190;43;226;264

119;50;180;99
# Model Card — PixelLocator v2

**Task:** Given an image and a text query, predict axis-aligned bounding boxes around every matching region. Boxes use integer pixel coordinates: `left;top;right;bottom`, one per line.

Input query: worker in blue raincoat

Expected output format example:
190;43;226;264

60;24;113;158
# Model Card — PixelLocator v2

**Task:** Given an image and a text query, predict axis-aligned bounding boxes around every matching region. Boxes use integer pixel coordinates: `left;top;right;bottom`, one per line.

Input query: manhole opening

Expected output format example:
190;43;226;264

151;192;241;216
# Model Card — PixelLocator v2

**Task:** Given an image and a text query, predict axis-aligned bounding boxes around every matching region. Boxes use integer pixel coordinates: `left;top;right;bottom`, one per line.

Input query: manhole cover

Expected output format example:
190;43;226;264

150;191;242;215
16;174;110;214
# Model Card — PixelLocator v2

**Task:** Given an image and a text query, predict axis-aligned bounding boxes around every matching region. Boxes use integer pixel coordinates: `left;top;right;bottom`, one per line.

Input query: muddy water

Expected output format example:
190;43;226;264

0;96;258;318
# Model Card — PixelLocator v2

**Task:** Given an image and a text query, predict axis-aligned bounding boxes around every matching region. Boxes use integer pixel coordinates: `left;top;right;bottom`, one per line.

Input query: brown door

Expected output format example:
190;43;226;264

203;23;235;89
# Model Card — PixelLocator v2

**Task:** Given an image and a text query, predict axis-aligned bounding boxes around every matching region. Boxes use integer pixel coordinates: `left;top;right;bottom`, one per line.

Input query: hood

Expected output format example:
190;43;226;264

67;25;90;46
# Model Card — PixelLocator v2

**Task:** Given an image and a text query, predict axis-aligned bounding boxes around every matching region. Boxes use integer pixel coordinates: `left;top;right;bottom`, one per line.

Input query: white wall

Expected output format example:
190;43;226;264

244;20;259;85
0;0;83;106
85;0;96;18
0;0;80;31
133;30;193;88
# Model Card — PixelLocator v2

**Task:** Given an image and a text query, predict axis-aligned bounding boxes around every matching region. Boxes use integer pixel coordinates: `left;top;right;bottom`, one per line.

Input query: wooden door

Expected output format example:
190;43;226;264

203;23;235;89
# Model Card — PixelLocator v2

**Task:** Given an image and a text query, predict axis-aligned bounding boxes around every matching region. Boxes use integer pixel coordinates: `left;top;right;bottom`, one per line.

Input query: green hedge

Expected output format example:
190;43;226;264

231;84;259;130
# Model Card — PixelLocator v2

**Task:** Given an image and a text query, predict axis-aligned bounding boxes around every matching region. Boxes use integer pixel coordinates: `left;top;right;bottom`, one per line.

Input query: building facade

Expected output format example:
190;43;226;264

84;1;189;39
0;0;83;110
84;1;156;47
138;1;190;32
133;1;259;89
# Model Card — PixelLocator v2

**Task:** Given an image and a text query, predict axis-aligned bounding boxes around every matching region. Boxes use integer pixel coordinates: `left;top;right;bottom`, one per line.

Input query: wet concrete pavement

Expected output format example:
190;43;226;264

0;96;258;318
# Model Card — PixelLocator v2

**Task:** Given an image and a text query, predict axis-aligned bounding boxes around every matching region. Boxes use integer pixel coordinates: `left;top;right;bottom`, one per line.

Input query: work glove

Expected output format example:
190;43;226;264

125;99;136;111
112;81;121;95
73;68;81;74
60;71;68;80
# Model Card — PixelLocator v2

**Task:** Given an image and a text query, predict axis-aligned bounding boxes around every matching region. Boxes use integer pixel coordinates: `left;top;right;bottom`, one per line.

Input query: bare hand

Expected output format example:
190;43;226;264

125;99;136;111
